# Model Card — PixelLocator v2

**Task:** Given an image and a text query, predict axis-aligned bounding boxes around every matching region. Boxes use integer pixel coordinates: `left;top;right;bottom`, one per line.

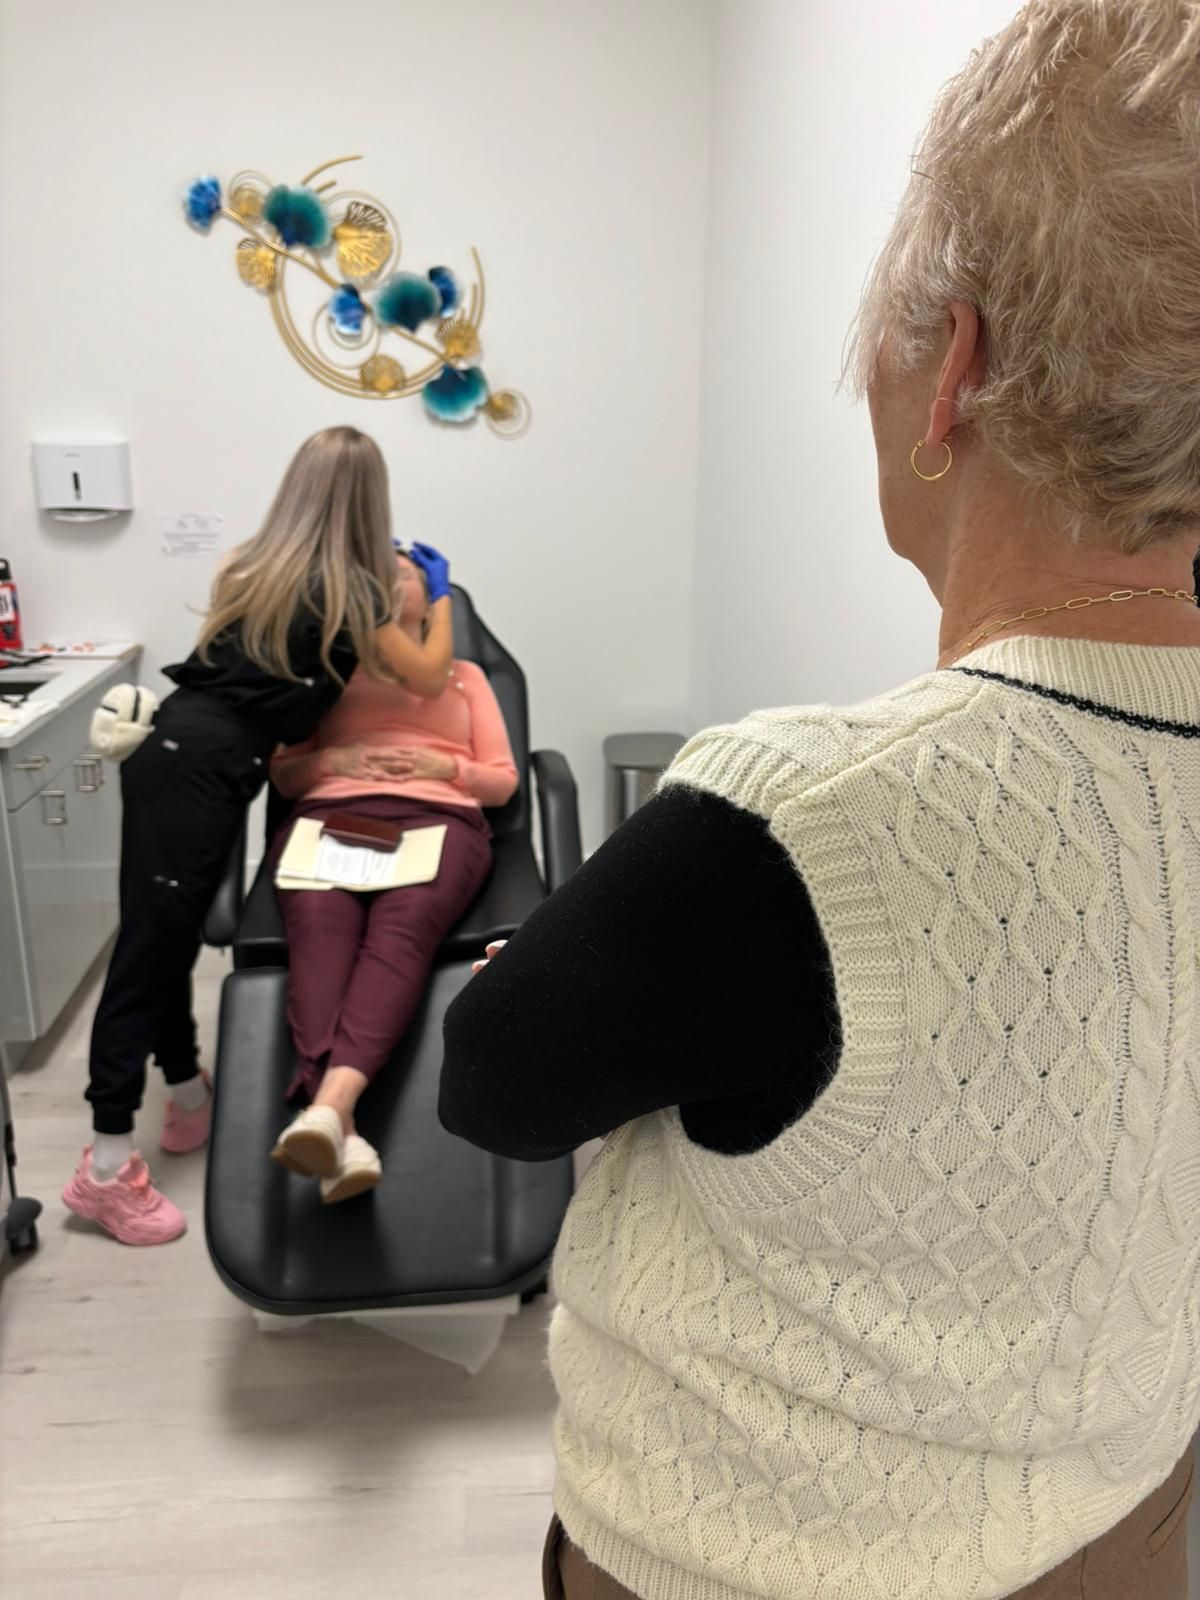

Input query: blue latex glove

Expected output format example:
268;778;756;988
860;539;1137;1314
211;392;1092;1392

407;541;451;603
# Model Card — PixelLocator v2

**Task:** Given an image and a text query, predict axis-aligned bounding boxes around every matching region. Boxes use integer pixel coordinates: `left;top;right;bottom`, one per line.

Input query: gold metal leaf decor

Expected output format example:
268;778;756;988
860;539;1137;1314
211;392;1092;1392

485;391;519;421
439;317;482;366
484;389;532;438
230;183;264;221
333;203;392;281
236;237;277;290
361;354;405;393
183;155;528;433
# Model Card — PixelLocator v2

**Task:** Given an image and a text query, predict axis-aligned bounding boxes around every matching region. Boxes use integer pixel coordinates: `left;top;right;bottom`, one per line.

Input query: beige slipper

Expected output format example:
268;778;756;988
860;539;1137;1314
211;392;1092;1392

320;1133;382;1205
270;1105;344;1180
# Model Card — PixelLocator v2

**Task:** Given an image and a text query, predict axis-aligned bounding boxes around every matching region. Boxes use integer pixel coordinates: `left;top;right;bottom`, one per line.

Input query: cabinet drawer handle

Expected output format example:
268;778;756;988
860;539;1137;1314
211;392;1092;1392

74;756;102;793
41;790;68;826
15;755;50;773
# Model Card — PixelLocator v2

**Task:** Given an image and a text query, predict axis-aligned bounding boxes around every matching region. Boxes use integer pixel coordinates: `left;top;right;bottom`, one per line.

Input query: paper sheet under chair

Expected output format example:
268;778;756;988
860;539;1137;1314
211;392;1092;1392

275;818;447;892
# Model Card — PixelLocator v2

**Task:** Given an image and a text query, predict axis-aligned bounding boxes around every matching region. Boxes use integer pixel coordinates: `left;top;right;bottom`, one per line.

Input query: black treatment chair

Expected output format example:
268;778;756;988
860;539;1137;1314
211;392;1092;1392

201;585;581;1317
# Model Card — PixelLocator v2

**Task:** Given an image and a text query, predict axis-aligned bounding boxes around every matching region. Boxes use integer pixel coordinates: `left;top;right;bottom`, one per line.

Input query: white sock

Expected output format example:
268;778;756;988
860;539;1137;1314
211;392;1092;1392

169;1072;210;1113
92;1132;135;1181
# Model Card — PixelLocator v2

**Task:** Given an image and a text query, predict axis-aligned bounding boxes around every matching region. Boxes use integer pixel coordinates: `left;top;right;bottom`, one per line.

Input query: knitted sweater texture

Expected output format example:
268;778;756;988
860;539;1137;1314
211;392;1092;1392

549;636;1200;1600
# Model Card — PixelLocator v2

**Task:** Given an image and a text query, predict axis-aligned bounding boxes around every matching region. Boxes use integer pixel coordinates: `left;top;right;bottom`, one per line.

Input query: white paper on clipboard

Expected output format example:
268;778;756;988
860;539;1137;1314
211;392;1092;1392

276;819;446;893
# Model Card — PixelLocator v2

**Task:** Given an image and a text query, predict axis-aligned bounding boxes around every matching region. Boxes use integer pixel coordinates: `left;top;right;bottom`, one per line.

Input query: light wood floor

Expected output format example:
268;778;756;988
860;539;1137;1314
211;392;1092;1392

0;949;558;1600
4;952;1200;1599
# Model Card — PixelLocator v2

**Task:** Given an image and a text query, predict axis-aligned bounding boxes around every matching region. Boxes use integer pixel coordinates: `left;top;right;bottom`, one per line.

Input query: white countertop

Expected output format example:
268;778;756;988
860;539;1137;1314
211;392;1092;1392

0;648;142;750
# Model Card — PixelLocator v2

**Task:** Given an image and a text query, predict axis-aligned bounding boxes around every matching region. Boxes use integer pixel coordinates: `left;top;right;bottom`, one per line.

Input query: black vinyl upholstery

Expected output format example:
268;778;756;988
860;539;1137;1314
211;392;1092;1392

207;966;573;1313
445;586;530;840
530;750;582;894
202;822;245;952
203;584;581;1313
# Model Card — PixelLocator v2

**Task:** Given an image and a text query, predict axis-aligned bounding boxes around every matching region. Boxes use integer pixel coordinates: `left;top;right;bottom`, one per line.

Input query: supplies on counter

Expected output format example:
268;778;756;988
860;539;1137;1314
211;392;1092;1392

28;639;138;659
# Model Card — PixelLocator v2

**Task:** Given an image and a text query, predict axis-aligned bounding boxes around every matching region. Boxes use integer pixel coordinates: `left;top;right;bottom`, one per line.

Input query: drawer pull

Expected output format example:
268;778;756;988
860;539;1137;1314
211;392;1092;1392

74;756;102;793
15;755;50;773
41;790;68;826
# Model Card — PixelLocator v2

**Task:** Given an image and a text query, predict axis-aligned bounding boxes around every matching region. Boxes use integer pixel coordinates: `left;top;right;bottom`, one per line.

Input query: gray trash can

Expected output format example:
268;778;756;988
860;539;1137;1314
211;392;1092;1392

603;732;686;835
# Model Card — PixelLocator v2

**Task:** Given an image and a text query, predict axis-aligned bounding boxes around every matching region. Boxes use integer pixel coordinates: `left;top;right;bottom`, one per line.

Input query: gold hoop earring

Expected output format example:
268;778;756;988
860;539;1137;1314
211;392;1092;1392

911;438;953;482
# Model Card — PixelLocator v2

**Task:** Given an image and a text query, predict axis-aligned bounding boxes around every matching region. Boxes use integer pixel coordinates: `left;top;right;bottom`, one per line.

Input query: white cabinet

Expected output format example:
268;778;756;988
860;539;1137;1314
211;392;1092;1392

12;754;121;1037
0;655;138;1051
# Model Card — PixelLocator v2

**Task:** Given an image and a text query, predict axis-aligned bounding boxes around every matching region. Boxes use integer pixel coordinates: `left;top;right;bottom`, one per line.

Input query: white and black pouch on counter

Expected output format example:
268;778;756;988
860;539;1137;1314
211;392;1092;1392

90;683;160;763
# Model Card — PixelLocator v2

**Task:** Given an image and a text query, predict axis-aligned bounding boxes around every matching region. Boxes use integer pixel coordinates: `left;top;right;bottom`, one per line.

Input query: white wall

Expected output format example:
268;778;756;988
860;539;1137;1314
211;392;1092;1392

0;0;1047;842
0;0;713;849
689;0;1019;729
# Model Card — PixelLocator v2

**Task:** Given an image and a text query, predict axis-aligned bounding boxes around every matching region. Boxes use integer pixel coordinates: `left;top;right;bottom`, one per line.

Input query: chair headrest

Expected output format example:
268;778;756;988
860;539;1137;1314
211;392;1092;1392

449;588;485;666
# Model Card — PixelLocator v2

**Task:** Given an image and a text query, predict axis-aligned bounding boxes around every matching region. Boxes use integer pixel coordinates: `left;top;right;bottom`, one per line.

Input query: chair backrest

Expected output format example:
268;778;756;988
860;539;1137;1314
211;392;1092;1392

264;582;531;845
449;584;530;838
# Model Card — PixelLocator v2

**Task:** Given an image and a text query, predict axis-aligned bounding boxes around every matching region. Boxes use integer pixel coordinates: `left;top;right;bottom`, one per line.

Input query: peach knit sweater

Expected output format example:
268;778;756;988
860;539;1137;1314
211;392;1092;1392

272;659;517;811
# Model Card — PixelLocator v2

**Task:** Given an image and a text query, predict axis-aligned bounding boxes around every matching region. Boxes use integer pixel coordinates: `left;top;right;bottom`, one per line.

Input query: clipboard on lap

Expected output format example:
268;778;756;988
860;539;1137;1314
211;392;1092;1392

275;819;447;892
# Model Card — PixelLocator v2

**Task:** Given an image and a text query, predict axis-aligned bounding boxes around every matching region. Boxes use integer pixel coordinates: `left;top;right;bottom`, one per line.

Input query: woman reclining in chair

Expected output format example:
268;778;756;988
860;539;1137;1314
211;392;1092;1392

269;548;518;1202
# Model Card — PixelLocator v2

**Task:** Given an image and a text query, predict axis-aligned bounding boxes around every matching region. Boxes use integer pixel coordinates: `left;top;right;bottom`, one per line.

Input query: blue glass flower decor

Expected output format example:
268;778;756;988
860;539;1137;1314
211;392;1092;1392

183;175;222;232
375;273;441;332
182;154;528;434
329;284;366;337
263;185;331;249
427;265;460;317
423;365;488;424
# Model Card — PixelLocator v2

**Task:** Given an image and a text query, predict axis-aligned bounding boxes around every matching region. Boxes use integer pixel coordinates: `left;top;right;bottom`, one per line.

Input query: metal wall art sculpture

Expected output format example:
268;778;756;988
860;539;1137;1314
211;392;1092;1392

183;155;529;436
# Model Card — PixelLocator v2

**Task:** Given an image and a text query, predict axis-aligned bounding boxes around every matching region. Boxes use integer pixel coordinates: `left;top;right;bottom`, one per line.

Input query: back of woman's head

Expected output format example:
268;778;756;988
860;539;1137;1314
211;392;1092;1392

198;425;394;679
849;0;1200;550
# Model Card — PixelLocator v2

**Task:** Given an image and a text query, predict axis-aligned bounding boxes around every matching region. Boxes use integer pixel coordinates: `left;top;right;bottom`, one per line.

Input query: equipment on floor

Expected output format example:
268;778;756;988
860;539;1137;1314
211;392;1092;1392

202;584;581;1315
2;1053;41;1257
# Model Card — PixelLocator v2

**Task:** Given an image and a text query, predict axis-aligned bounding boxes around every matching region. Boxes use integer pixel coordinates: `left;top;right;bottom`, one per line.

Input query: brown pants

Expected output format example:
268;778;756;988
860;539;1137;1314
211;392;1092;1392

543;1447;1194;1599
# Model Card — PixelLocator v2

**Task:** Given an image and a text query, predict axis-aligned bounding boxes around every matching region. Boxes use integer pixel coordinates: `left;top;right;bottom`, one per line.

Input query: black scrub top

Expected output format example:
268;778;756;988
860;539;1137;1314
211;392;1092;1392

166;593;381;747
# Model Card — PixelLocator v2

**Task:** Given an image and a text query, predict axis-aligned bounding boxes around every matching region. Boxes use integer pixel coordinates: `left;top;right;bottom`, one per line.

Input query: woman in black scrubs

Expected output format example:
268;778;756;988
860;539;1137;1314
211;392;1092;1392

64;425;454;1245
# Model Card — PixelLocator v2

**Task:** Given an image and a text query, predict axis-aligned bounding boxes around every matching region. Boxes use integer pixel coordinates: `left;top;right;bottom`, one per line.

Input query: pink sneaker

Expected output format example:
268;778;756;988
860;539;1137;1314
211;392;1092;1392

62;1149;187;1245
160;1070;212;1154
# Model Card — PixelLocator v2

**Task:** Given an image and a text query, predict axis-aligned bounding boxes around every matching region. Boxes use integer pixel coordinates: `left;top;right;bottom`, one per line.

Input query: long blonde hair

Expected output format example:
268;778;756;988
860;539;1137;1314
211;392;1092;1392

197;426;394;681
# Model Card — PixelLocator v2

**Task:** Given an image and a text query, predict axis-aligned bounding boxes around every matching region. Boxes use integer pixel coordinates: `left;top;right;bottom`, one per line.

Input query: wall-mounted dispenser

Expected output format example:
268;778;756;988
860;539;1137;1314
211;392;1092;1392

32;440;133;523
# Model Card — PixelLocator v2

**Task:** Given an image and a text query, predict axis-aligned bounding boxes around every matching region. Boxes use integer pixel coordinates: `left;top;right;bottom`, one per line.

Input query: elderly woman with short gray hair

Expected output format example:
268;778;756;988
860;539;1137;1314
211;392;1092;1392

441;4;1200;1596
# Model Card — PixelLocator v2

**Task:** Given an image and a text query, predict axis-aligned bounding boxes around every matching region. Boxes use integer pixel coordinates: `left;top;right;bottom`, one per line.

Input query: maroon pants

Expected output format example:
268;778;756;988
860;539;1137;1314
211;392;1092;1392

275;796;492;1101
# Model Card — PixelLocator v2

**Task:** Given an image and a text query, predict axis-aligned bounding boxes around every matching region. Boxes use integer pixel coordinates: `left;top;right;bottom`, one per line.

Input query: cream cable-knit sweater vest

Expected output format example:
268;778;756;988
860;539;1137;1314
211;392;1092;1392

549;636;1200;1600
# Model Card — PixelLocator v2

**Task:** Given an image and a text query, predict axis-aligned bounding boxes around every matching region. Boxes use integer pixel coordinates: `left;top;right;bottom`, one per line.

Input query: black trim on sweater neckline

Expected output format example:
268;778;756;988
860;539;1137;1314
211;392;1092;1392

950;666;1200;739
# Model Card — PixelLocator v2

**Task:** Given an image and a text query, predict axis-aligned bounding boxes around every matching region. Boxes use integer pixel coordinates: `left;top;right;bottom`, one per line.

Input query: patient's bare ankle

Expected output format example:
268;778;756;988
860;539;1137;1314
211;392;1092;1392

314;1065;369;1135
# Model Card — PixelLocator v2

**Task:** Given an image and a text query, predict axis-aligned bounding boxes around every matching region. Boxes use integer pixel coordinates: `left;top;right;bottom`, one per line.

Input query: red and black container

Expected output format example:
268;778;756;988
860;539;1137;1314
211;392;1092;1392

0;560;22;651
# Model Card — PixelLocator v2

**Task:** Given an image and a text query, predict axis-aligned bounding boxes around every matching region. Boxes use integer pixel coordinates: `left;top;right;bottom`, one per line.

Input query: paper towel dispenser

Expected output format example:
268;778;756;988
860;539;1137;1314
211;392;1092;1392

33;440;133;523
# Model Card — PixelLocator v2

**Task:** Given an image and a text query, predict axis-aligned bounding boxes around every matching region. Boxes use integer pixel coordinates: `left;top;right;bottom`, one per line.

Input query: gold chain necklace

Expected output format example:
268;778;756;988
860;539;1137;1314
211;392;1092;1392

955;586;1198;658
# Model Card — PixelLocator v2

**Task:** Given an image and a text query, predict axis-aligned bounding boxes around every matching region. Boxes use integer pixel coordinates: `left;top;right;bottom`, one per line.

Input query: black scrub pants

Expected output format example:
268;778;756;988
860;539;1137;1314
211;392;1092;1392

87;691;272;1136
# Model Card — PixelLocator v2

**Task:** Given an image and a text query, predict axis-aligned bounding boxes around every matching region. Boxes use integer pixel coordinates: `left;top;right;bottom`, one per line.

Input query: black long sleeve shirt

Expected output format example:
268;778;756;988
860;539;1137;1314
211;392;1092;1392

439;787;841;1161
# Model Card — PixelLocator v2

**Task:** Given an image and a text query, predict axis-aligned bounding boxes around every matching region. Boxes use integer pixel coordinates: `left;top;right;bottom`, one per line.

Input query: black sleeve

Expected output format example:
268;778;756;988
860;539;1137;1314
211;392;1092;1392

438;786;841;1162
